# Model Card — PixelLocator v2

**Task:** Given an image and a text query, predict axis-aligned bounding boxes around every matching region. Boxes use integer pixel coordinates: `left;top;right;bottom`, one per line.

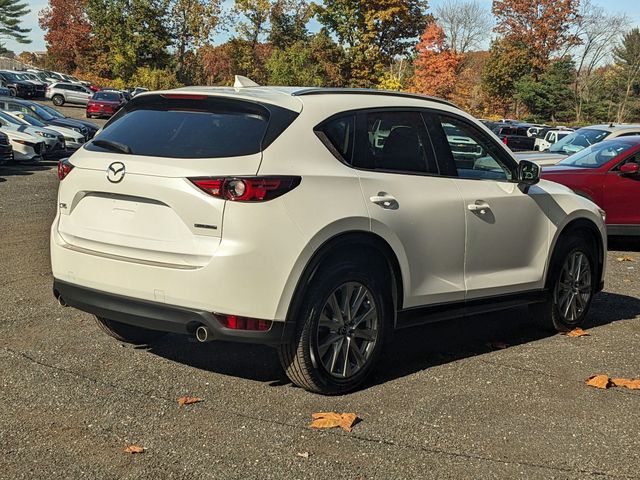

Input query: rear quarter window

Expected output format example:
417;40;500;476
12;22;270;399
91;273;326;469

86;95;298;158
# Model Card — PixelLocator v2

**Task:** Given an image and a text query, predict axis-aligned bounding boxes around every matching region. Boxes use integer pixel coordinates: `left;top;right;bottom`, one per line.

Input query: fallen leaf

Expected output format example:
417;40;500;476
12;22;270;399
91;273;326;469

611;378;640;390
586;375;611;389
177;396;203;406
310;412;359;432
487;342;509;350
564;328;590;338
296;452;310;459
616;256;635;262
124;445;145;454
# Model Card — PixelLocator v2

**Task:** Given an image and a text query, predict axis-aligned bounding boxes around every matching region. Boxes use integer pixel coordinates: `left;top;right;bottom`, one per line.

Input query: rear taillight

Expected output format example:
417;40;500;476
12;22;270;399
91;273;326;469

502;136;508;145
215;313;272;331
189;176;300;202
57;158;74;180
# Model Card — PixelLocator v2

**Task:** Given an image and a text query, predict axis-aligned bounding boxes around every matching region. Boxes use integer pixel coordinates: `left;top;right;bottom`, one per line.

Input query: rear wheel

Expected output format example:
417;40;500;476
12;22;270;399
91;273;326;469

52;94;64;106
531;235;596;332
278;262;388;395
94;316;167;345
8;88;16;97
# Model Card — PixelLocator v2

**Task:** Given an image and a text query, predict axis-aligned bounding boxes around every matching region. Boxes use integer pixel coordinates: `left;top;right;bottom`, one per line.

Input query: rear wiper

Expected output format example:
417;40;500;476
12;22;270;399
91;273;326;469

92;139;132;155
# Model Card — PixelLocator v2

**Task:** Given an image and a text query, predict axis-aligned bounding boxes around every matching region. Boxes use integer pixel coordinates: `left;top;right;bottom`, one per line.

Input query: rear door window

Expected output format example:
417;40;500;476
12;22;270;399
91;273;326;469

87;95;298;158
315;114;355;164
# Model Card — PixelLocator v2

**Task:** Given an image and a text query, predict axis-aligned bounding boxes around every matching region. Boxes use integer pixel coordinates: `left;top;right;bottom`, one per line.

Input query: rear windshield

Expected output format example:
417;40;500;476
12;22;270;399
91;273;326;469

86;95;297;158
93;92;120;101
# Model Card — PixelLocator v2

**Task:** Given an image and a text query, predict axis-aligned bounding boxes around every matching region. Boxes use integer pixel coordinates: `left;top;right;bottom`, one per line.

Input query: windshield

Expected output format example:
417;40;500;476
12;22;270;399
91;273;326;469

27;104;55;121
549;128;609;154
1;72;18;81
0;111;24;125
93;92;121;101
557;140;633;168
20;113;47;127
39;104;64;118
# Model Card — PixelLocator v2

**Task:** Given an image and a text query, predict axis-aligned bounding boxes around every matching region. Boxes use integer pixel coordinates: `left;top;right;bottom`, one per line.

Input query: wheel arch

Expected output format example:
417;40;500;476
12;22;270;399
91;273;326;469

281;230;405;331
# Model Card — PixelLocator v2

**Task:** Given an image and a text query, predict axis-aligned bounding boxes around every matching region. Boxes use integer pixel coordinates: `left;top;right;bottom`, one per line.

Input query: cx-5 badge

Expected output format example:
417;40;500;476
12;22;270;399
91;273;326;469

106;162;126;183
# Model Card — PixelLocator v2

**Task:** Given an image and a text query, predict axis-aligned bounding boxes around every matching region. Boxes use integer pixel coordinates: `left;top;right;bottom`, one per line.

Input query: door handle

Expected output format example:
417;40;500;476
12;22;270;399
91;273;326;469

370;193;398;210
467;201;491;215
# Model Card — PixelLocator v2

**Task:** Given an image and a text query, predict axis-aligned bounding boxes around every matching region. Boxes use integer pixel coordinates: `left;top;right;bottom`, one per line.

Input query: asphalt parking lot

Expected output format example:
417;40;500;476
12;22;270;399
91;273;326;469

1;103;640;479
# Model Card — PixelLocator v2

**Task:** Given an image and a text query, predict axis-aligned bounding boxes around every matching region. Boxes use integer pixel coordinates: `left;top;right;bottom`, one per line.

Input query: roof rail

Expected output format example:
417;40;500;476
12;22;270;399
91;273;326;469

291;88;459;108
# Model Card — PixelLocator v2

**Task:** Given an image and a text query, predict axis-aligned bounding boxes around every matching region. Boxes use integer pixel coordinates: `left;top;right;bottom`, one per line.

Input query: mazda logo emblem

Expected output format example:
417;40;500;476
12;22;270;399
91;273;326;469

106;162;126;183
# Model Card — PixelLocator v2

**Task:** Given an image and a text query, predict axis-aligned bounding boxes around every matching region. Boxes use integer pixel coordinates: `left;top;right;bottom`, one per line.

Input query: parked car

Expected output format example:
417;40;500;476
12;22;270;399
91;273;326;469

51;84;607;394
0;126;44;162
526;124;549;138
3;111;85;153
0;130;14;165
542;137;640;236
534;128;574;151
495;124;537;151
0;97;90;140
86;91;126;118
0;70;36;98
0;110;66;159
518;124;640;165
9;71;46;97
46;82;94;106
35;104;98;140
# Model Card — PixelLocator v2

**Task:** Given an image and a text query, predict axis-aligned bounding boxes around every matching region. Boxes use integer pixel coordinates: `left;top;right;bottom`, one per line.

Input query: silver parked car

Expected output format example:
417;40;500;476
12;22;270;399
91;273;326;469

45;82;93;107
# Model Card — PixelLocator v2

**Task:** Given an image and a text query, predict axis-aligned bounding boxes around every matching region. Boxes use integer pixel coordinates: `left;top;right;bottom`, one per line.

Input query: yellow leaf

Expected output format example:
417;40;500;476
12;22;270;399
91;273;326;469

177;396;203;406
616;256;635;262
564;328;590;337
310;412;359;432
586;375;611;389
611;378;640;390
124;445;145;454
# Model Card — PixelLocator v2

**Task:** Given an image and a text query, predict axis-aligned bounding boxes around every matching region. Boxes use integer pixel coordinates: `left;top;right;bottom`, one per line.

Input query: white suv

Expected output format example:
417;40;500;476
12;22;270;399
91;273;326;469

51;84;607;394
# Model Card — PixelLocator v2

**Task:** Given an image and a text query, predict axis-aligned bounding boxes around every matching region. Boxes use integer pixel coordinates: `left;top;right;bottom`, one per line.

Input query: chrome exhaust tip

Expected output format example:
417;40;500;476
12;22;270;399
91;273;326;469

195;325;211;343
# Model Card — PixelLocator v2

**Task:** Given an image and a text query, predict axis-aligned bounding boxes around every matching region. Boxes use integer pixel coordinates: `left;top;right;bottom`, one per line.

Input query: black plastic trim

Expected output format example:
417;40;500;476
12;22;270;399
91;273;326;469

397;290;548;329
53;280;294;346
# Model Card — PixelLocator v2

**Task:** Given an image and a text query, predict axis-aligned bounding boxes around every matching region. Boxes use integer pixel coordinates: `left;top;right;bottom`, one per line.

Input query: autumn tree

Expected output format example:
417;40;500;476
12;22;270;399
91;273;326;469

169;0;221;83
269;0;312;49
613;28;640;123
0;0;30;53
413;22;462;99
39;0;92;72
481;37;532;115
435;0;492;54
234;0;271;46
492;0;581;73
316;0;431;87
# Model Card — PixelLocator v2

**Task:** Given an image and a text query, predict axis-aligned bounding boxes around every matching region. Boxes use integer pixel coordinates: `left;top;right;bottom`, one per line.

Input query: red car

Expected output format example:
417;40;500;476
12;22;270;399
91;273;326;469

542;137;640;235
86;91;125;119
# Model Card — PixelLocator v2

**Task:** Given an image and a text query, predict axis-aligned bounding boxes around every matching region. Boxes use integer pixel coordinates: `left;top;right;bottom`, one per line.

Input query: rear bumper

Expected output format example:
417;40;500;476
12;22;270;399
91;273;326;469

53;279;294;345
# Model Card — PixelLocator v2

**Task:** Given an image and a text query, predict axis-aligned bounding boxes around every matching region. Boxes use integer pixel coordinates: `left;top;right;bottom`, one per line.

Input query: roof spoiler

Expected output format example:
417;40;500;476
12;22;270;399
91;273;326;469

234;75;260;88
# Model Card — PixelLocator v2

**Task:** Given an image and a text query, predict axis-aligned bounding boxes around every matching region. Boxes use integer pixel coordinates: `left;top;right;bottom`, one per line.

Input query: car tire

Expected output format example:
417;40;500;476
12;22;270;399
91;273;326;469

8;88;16;97
530;234;596;332
278;261;388;395
94;316;167;345
52;95;65;106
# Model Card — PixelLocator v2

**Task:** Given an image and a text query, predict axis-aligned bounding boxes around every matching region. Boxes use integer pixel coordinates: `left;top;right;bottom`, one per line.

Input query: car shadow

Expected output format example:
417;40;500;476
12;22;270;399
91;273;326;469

146;291;640;391
609;236;640;252
0;160;56;178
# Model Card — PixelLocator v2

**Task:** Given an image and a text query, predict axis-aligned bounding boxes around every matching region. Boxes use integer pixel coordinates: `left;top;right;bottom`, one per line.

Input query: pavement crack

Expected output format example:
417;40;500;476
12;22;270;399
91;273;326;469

3;346;636;479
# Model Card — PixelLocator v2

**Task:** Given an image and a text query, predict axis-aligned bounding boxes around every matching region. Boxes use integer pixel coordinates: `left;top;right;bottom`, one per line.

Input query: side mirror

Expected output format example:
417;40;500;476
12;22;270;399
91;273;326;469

620;163;639;176
517;159;541;185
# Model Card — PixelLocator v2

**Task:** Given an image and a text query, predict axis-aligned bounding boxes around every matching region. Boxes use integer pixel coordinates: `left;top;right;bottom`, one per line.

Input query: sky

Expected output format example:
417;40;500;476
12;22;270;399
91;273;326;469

9;0;640;55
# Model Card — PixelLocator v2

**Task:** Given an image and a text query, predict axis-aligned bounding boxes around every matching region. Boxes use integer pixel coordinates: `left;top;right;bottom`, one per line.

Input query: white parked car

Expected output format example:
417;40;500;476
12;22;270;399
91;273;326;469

51;82;607;394
4;111;85;151
0;126;44;162
534;129;574;151
0;110;65;157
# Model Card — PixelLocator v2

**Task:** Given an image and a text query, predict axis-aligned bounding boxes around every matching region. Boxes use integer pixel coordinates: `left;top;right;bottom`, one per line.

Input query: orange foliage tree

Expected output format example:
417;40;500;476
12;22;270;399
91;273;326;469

413;22;462;99
492;0;581;73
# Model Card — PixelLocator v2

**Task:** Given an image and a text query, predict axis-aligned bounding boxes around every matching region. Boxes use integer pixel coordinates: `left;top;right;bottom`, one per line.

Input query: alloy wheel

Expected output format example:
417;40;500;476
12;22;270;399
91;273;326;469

554;250;592;324
316;282;379;379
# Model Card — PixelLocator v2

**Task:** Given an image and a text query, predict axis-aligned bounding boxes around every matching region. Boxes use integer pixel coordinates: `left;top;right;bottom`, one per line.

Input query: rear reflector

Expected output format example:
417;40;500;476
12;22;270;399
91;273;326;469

189;176;301;202
215;313;272;331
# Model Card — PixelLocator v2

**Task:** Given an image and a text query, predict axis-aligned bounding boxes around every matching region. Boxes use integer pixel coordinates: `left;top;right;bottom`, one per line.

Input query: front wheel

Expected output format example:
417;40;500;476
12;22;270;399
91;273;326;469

52;95;64;106
531;235;596;331
94;316;167;345
278;263;388;395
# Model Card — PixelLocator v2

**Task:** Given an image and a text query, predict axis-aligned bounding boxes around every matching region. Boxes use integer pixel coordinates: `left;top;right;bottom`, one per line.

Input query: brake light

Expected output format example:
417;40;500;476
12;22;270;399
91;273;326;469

57;158;74;180
503;136;508;145
161;94;208;100
189;176;300;202
215;313;272;331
